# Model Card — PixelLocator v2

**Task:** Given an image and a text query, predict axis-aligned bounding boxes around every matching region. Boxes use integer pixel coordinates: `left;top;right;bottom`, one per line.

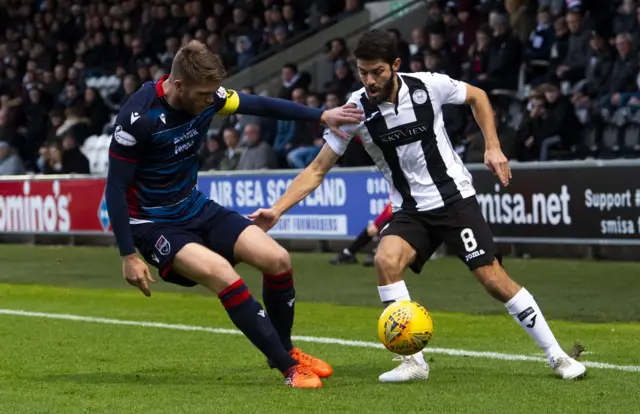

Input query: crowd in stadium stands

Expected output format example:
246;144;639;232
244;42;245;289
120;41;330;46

0;0;639;176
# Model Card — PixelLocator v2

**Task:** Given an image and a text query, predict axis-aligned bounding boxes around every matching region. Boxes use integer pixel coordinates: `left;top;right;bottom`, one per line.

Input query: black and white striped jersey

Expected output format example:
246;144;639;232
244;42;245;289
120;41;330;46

324;72;476;212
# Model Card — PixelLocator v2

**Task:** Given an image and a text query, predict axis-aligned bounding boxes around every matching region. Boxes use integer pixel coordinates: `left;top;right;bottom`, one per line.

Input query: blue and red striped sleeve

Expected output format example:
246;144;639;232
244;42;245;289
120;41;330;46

105;113;149;257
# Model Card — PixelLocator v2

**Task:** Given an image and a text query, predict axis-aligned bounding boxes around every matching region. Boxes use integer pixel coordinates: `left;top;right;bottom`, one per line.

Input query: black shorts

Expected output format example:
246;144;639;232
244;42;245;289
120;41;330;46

130;200;253;287
379;196;498;273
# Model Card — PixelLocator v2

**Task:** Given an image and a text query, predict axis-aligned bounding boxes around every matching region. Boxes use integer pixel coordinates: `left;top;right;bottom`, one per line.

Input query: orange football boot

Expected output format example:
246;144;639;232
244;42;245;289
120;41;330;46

289;347;333;378
284;365;322;388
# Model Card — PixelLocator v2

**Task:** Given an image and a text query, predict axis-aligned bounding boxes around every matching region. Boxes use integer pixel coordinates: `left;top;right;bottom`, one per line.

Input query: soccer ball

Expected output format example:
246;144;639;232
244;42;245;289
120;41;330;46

377;300;434;355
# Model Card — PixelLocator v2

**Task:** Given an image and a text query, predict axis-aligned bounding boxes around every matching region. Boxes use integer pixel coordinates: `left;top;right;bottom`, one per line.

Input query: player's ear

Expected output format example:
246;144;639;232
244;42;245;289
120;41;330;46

392;58;401;73
173;79;183;94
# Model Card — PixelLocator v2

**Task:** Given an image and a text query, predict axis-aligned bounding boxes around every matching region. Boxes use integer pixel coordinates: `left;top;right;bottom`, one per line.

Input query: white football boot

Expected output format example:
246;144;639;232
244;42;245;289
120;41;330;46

378;355;430;382
549;356;587;380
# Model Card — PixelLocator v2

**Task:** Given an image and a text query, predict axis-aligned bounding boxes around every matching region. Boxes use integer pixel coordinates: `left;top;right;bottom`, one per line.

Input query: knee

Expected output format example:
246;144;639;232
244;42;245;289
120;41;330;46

266;246;292;275
374;250;403;281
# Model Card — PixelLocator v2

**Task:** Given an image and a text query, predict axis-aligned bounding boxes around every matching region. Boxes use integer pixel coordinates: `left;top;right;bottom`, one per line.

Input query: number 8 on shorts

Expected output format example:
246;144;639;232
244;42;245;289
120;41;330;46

460;228;478;252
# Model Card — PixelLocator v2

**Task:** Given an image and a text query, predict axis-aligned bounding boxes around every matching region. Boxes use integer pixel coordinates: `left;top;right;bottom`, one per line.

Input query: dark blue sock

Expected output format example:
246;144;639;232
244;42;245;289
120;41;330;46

219;279;297;373
262;270;295;351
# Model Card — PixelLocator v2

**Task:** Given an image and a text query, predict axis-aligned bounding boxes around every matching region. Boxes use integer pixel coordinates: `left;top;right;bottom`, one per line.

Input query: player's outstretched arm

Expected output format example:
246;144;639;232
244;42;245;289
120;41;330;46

464;83;511;186
220;90;363;139
249;144;341;231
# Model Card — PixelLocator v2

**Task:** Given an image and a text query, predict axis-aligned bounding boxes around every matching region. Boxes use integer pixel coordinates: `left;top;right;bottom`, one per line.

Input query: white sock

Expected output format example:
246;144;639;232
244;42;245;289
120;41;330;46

377;281;427;368
505;288;567;361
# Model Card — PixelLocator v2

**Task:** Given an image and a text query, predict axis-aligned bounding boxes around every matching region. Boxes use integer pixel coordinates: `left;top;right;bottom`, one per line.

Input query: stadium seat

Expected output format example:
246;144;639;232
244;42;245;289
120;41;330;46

612;108;632;127
507;100;524;129
600;124;621;158
577;124;599;159
621;123;640;157
81;135;98;157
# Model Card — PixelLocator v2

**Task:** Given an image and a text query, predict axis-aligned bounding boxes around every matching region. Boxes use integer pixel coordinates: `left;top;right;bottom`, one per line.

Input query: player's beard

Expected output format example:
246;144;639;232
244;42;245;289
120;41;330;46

367;71;396;105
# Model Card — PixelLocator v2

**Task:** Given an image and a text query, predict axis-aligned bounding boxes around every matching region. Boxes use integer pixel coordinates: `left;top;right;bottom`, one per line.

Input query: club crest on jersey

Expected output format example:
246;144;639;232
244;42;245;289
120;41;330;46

113;125;137;146
412;89;427;105
155;236;171;255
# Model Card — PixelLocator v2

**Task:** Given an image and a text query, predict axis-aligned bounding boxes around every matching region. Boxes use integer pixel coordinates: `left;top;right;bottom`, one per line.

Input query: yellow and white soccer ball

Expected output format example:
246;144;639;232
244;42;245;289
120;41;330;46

377;300;434;355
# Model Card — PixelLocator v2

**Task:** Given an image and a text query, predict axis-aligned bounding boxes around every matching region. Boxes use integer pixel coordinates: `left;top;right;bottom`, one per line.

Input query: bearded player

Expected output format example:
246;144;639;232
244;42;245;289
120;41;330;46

250;30;586;382
105;40;364;388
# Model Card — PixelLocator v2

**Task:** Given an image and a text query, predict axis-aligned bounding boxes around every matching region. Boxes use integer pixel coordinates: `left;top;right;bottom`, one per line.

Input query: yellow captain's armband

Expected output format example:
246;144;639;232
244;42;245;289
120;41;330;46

216;87;240;115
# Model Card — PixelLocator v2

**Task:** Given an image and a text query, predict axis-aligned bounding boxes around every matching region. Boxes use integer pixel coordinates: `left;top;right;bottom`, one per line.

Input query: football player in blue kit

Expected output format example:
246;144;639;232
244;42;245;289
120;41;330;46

105;40;364;388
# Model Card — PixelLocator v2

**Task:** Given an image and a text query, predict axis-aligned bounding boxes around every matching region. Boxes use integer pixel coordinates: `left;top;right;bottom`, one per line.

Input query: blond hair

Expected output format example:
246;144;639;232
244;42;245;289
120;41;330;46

170;40;226;85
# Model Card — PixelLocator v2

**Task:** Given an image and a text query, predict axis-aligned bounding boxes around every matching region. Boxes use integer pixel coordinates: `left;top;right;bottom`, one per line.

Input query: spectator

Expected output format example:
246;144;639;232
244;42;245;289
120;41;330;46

410;54;425;73
235;36;256;70
84;88;110;136
59;83;82;109
424;50;445;74
282;4;308;36
428;30;460;78
547;15;571;80
539;82;581;152
237;123;277;170
21;87;50;167
326;37;351;64
506;0;536;44
0;141;25;175
452;0;480;61
613;0;637;35
40;141;64;174
324;59;357;99
475;12;522;91
286;92;324;169
538;0;566;17
464;107;517;163
219;127;244;171
199;135;223;171
60;133;91;174
56;105;90;146
424;0;445;34
516;92;550;161
338;0;362;19
571;30;614;109
112;75;138;110
466;24;492;83
526;6;555;62
409;28;427;56
555;9;590;82
273;87;306;166
278;63;311;99
600;32;640;110
386;28;411;72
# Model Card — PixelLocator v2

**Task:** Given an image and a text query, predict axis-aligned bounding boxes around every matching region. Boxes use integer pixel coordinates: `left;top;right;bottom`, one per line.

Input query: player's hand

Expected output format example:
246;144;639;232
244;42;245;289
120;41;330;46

122;254;156;297
366;223;379;237
248;208;280;232
321;103;364;139
484;148;511;187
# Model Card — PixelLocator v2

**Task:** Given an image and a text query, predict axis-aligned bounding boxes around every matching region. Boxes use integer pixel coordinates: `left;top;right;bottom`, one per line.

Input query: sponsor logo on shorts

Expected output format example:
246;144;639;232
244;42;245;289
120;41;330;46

464;249;485;262
155;235;171;255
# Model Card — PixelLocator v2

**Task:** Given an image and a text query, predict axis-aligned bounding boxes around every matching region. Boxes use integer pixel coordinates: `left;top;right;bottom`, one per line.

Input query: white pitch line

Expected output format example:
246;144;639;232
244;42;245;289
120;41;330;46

1;308;639;373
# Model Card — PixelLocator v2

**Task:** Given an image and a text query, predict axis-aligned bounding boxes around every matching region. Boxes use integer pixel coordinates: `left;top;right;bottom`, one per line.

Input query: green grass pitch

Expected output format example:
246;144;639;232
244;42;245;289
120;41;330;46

1;244;639;413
